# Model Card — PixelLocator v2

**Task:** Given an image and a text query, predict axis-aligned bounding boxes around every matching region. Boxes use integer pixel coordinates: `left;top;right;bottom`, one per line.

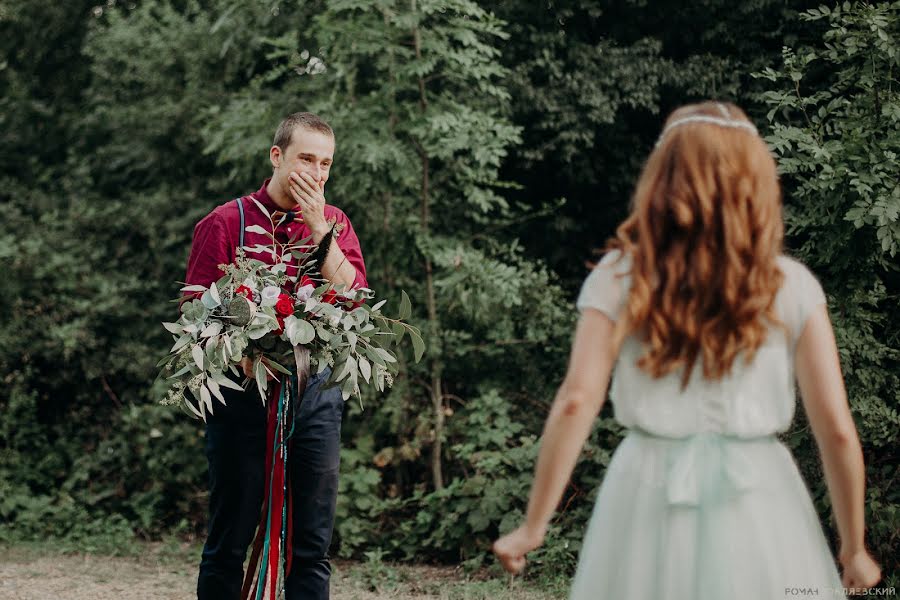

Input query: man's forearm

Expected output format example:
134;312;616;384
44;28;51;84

313;230;357;290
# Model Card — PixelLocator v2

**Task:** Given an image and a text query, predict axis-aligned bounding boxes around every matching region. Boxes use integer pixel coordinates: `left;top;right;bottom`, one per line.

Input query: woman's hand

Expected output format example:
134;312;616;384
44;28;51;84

839;549;881;590
492;525;544;575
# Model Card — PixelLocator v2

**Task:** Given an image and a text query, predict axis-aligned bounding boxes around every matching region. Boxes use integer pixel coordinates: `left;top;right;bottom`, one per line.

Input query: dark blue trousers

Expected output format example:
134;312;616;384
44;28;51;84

197;368;343;600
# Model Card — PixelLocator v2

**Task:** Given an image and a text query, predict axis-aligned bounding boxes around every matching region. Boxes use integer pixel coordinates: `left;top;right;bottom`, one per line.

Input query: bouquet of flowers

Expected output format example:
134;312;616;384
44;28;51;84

156;198;423;420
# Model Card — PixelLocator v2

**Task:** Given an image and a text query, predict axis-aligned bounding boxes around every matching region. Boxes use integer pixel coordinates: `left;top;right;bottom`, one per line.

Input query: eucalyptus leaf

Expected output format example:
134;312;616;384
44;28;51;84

184;397;205;421
254;359;267;401
295;319;315;345
209;282;221;305
340;376;354;401
315;323;332;342
399;290;412;320
191;344;205;370
267;359;292;376
285;315;314;346
250;197;271;220
201;322;223;338
359;356;371;382
200;384;214;415
170;335;192;353
247;327;269;340
244;224;270;235
163;322;183;334
335;357;354;382
409;329;426;362
213;372;244;391
375;348;397;364
167;364;193;379
205;377;225;404
201;288;220;309
364;346;386;367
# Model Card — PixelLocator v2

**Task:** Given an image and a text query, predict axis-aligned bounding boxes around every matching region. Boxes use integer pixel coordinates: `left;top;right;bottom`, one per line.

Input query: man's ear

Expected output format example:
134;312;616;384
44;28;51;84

269;145;282;169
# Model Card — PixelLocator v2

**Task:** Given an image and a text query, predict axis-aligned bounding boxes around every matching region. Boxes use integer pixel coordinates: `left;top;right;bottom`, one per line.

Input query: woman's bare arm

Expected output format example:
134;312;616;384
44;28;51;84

794;305;880;587
493;309;619;573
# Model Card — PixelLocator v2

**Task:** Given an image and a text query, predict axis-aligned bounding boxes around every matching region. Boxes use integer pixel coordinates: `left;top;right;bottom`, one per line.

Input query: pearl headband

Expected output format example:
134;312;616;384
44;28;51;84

655;103;758;148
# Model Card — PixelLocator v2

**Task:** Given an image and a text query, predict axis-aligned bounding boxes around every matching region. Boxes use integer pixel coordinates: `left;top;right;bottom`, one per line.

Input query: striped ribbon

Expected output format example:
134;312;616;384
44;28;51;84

242;375;297;600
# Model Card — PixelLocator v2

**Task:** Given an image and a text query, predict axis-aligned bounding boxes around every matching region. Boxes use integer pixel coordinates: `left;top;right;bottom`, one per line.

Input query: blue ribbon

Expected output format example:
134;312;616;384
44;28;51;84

255;378;295;600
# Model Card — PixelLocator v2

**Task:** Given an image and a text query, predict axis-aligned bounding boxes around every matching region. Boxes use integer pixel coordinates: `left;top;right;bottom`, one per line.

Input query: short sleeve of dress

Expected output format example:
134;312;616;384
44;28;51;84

576;249;630;321
780;256;828;346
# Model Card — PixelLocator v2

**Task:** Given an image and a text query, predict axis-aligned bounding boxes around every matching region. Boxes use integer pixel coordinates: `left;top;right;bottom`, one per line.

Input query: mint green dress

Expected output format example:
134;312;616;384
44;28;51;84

570;251;845;600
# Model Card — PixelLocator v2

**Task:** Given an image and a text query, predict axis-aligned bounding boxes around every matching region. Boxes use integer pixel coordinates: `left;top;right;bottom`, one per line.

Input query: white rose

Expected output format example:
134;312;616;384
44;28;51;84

260;285;281;308
296;284;316;302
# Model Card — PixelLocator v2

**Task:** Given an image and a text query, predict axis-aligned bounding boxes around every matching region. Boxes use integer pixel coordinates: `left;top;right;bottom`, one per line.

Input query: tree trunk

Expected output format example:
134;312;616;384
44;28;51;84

411;0;445;491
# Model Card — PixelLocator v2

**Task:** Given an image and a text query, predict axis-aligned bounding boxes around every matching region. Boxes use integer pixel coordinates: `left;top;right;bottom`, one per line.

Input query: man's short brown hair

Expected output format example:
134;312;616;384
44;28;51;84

273;112;334;150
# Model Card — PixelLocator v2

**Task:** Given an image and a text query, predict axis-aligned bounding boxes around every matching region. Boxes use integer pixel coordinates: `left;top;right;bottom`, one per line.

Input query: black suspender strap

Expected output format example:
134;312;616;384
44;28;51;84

235;197;245;247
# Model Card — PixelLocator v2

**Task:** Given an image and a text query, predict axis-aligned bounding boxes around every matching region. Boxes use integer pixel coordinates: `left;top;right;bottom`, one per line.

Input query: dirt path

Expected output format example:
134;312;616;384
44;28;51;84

0;544;563;600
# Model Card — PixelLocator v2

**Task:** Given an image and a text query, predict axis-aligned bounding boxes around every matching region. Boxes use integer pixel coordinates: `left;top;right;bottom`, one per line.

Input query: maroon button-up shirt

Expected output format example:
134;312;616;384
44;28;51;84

184;179;368;291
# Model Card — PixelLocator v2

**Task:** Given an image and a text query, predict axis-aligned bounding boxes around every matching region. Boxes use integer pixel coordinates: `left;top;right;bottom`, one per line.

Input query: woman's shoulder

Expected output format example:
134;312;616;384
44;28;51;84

595;247;632;274
774;253;828;342
577;248;632;320
776;253;812;275
775;254;826;296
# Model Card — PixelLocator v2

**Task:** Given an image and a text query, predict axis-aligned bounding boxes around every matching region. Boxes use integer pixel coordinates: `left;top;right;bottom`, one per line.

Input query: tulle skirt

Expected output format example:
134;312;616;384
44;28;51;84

569;429;845;600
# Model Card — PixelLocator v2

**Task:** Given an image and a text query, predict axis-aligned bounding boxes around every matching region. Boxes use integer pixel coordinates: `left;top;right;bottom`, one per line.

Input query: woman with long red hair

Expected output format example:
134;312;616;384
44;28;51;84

493;101;881;598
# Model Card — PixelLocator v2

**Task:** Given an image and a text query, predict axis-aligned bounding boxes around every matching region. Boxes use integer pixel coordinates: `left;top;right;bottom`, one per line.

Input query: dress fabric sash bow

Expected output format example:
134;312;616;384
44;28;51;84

630;428;777;600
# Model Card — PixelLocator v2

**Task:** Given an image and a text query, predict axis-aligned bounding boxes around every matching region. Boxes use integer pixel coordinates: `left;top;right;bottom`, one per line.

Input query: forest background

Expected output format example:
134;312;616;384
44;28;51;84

1;0;897;586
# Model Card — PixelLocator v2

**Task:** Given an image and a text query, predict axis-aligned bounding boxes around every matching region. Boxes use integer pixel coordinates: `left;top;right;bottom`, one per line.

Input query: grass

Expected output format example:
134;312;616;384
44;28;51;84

0;537;570;600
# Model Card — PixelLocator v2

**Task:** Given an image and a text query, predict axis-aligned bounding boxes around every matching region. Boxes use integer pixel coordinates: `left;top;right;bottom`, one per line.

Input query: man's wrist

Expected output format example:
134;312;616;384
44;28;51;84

310;225;332;244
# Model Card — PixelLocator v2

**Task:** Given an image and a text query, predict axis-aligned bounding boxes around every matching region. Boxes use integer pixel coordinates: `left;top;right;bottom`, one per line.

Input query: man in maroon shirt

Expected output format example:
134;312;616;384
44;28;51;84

186;113;366;600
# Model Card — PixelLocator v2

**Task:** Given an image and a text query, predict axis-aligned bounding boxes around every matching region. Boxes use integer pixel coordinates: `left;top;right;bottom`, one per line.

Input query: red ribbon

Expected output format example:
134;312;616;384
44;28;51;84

242;379;293;600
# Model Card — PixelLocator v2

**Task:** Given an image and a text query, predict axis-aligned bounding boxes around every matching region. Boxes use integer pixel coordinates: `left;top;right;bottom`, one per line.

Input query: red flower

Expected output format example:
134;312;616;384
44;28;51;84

275;316;285;335
235;284;253;298
275;294;295;317
322;289;340;305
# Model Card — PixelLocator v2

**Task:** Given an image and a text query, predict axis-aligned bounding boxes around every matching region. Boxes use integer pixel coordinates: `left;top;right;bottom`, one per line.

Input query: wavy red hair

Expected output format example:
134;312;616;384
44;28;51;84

605;101;787;388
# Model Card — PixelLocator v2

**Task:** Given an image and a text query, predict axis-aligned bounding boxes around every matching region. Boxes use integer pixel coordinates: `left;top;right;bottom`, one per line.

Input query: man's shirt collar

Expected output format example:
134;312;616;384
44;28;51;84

252;178;290;213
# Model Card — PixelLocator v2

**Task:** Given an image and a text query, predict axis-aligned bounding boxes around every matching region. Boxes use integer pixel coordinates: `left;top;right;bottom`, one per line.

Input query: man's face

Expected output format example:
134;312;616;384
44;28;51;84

271;126;335;199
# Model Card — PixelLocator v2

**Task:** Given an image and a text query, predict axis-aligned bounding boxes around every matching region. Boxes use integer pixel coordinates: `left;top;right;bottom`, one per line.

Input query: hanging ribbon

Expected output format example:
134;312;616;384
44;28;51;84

241;347;311;600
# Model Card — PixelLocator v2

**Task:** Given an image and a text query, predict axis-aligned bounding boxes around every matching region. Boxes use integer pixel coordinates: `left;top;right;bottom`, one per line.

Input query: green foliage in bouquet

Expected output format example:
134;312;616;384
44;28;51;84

157;197;423;419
